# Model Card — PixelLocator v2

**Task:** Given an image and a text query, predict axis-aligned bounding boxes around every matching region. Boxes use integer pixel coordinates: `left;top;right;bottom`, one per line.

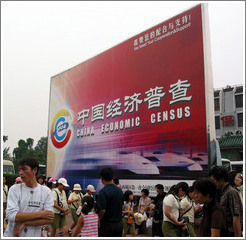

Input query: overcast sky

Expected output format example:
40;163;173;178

1;1;245;154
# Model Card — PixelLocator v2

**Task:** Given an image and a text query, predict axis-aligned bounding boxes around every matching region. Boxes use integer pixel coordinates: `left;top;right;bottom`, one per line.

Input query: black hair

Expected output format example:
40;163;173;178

37;175;45;182
155;184;164;191
229;170;240;187
188;185;194;193
18;157;39;175
187;186;194;199
141;188;149;196
168;182;189;196
208;166;229;182
193;178;217;199
168;185;176;194
113;176;119;185
82;196;95;215
46;180;57;189
124;190;133;202
100;167;113;181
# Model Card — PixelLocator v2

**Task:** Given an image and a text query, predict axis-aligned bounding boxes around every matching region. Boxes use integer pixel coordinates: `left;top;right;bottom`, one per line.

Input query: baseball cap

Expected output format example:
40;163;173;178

73;184;82;191
48;177;57;184
58;177;69;187
86;184;96;192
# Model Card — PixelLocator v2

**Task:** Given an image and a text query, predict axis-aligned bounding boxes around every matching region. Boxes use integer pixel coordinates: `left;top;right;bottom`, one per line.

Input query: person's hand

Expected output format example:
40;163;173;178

63;209;69;215
14;222;25;237
176;219;186;226
198;206;203;211
41;210;54;220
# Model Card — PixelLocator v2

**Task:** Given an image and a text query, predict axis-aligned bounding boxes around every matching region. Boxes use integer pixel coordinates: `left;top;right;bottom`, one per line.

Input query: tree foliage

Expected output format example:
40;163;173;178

3;135;11;160
12;137;48;172
34;137;47;165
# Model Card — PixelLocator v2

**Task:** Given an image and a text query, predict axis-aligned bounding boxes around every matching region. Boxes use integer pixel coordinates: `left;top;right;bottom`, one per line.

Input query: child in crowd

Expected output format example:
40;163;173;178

72;196;99;237
122;190;135;237
84;184;96;198
37;175;46;185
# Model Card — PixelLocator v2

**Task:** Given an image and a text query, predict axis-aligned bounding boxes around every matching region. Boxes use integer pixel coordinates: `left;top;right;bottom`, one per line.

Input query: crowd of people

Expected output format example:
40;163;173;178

3;157;244;237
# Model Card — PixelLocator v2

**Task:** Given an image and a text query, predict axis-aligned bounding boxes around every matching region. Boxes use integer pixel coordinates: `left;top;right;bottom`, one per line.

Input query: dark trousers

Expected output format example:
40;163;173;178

152;221;164;237
99;220;123;237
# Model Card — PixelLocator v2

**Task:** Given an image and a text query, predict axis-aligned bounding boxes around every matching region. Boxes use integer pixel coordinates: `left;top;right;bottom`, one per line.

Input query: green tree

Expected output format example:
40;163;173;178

3;135;8;143
3;135;11;160
13;138;35;159
34;137;47;165
12;136;48;171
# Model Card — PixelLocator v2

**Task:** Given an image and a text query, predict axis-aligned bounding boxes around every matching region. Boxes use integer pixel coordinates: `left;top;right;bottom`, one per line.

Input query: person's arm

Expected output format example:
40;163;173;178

138;198;141;213
15;210;53;222
67;198;79;204
98;216;100;228
99;209;106;218
122;204;128;215
145;199;154;210
68;193;79;204
138;204;140;213
97;191;106;218
211;228;220;237
194;205;203;215
164;205;184;226
233;216;241;237
229;191;242;237
14;218;54;237
53;200;66;213
72;215;84;237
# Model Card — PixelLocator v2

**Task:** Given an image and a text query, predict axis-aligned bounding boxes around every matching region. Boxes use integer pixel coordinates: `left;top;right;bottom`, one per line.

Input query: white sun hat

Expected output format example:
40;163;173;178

134;212;144;225
58;177;69;187
73;184;82;191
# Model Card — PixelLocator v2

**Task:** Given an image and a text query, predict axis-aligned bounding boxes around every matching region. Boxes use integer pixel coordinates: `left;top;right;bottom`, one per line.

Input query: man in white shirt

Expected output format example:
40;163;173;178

50;177;70;237
4;157;54;237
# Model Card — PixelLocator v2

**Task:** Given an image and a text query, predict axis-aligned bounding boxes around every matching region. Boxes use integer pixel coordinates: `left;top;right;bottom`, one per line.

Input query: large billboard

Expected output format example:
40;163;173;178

47;4;214;195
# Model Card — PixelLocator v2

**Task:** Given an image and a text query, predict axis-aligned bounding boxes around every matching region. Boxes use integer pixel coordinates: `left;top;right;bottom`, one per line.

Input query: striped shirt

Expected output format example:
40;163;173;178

80;212;98;237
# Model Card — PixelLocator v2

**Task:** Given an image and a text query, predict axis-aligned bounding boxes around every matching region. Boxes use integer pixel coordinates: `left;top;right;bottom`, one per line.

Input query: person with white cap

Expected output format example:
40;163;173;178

50;177;69;237
67;184;83;235
84;184;96;198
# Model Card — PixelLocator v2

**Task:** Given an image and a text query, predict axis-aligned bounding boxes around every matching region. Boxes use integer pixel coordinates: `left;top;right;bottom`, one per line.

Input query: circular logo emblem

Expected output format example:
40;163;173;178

51;110;72;148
